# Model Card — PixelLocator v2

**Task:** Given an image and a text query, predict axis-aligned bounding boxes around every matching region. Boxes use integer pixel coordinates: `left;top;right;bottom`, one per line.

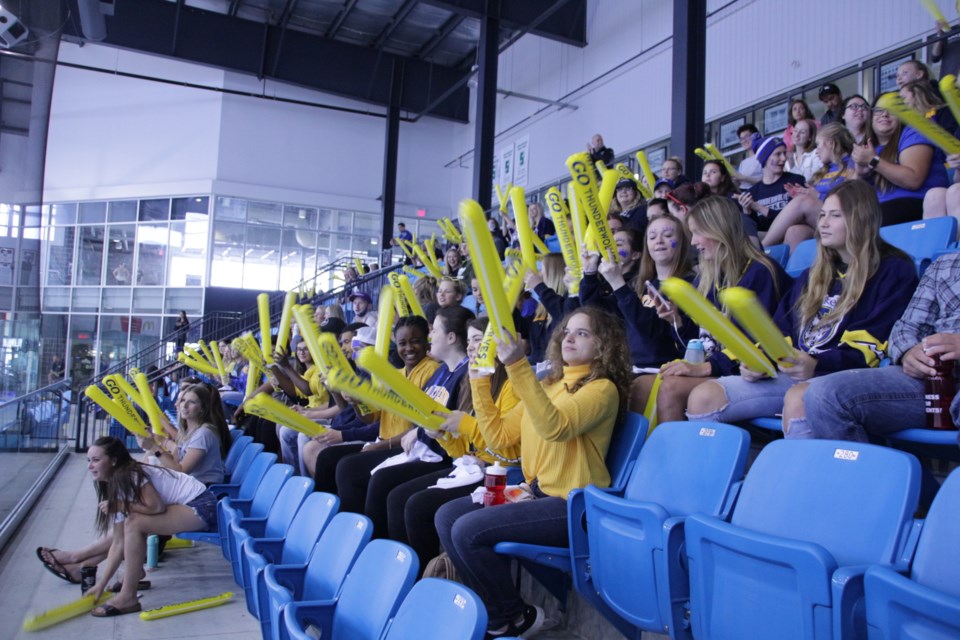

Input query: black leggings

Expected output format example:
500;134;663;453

879;197;924;226
313;443;364;494
386;467;481;577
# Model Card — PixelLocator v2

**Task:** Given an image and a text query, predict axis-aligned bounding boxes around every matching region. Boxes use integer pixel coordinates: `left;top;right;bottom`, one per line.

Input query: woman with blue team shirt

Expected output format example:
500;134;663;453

852;93;948;226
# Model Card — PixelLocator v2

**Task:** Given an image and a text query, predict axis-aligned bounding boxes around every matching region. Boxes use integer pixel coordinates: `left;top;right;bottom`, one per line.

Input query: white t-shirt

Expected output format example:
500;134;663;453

178;425;225;485
114;465;206;522
738;156;762;189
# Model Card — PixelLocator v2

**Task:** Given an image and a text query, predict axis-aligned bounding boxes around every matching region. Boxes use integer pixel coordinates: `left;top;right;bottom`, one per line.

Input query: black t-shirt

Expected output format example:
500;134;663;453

747;172;805;231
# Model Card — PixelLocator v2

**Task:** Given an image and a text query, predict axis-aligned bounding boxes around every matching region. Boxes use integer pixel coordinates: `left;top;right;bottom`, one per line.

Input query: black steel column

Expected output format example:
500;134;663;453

381;60;403;249
670;0;706;180
472;0;500;212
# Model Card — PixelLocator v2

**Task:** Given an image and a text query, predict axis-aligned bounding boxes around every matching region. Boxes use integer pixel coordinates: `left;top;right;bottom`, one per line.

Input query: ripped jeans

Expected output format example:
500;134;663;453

686;373;812;436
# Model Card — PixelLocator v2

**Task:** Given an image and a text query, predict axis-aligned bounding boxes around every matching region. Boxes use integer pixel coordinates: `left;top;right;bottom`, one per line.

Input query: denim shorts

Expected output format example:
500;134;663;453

186;490;218;531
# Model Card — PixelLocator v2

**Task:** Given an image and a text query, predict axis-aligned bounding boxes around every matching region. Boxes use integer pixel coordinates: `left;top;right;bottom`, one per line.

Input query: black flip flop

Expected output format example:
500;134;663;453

108;579;151;592
91;602;142;618
35;547;79;584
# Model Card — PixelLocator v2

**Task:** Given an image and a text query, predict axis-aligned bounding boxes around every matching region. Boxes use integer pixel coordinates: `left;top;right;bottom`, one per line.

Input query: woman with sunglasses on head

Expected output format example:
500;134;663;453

852;93;948;226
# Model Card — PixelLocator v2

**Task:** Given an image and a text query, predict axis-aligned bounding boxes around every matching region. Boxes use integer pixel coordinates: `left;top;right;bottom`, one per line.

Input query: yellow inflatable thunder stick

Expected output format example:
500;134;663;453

460;199;516;341
412;242;443;280
567;183;588;255
940;75;960;127
544;187;582;295
291;305;328;374
473;264;527;372
197;340;217;368
318;333;352;373
85;385;152;439
183;345;215;371
566;152;618;263
531;233;550;256
597;168;620;215
615;163;652;199
703;143;738;177
257;293;274;365
210;340;230;385
357;347;448;429
635;150;657;193
878;92;960;154
439;217;464;244
22;592;113;632
660;278;778;377
396;238;416;262
719;287;795;368
101;375;151;434
139;592;234;621
354;257;365;275
375;286;395;359
694;148;713;162
494;182;514;215
275;291;297;354
389;272;413;317
326;365;445;431
509;187;539;270
232;334;269;374
244;363;262;399
919;0;948;23
103;373;143;407
396;273;426;319
244;394;327;437
177;352;220;377
133;372;166;436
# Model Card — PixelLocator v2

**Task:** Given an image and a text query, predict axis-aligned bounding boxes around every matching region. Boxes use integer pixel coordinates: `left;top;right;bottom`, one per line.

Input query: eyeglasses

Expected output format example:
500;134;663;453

872;108;890;117
845;103;870;112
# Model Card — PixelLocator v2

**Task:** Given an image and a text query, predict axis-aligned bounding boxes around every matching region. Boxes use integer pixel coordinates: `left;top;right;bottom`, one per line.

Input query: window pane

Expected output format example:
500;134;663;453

243;226;280;290
318;209;332;231
129;315;164;367
69;315;98;387
132;288;163;313
164;288;203;315
50;203;77;226
172;196;209;221
214;196;246;221
17;287;39;312
42;287;70;312
108;200;137;223
168;215;208;286
77;226;105;285
105;224;136;286
23;205;41;240
72;288;100;312
136;223;168;286
98;316;129;372
247;201;283;226
101;288;132;312
210;220;245;287
283;205;318;229
139;198;170;222
78;202;106;224
280;229;306;290
336;210;353;233
45;225;75;285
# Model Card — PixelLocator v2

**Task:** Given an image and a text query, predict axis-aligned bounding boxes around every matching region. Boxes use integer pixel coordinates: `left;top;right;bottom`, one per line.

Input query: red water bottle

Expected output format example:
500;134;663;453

925;354;956;430
483;462;507;506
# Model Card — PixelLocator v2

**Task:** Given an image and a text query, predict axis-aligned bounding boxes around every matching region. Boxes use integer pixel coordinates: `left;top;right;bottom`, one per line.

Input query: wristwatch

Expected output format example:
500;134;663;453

869;156;881;170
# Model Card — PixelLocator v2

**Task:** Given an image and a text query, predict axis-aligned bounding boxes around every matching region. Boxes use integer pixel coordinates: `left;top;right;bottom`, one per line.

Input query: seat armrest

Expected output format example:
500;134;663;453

283;599;338;640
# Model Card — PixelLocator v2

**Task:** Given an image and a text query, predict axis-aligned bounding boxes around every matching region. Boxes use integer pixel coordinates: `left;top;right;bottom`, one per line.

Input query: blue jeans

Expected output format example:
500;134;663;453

800;366;929;442
434;495;568;628
687;373;800;429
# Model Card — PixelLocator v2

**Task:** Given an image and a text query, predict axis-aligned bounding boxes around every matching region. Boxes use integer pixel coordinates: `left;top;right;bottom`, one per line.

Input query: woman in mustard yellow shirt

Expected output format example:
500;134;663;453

434;307;631;638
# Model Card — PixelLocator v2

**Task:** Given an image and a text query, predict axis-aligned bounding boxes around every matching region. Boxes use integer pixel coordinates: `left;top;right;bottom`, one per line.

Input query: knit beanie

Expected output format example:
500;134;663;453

753;136;785;168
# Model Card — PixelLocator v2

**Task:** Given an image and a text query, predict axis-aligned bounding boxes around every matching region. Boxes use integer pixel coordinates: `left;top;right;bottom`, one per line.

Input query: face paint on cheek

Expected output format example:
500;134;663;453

618;249;629;259
671;241;677;248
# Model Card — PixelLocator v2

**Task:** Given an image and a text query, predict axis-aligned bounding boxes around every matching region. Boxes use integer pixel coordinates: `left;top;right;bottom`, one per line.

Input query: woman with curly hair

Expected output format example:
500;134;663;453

434;307;632;638
85;436;218;617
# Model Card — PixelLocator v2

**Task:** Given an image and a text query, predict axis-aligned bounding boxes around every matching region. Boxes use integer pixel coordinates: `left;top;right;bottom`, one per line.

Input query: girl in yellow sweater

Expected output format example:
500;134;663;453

434;307;631;638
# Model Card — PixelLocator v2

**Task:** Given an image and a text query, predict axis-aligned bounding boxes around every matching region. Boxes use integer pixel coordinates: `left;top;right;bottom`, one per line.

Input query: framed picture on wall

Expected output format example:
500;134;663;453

763;102;789;135
720;117;745;150
646;146;667;174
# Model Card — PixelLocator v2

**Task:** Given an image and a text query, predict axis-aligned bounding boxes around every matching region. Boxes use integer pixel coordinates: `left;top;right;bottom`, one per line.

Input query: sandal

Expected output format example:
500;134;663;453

91;602;142;617
108;579;151;592
35;547;79;584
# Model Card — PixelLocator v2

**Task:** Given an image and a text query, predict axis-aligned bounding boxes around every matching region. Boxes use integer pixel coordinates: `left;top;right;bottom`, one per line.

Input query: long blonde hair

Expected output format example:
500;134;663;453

534;253;567;323
686;196;781;303
809;123;855;186
794;180;907;328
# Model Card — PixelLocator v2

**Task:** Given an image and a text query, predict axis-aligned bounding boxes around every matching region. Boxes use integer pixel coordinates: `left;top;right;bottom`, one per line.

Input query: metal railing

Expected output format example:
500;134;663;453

0;377;73;453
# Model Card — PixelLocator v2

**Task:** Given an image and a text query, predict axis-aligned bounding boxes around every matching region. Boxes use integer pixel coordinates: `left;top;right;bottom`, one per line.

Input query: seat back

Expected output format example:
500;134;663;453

785;238;817;278
247;463;293;519
911;467;960;596
624;421;750;517
764;243;790;267
383;578;487;640
229;442;263;486
879;217;957;275
280;492;339;565
605;412;648;490
732;439;920;566
224;435;252;476
302;512;373;601
262;476;314;539
331;540;418;639
237;452;277;501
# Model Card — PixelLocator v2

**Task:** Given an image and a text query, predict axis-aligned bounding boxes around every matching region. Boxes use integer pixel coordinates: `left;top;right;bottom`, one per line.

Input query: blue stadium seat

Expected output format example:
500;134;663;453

241;492;339;621
884;427;960;462
865;467;960;639
263;512;372;640
545;235;562;253
493;412;649;605
209;442;264;498
764;243;790;267
218;462;292;561
685;439;921;640
223;434;252;479
572;422;751;640
785;238;817;278
281;539;417;640
229;474;313;585
382;578;487;640
879;217;957;276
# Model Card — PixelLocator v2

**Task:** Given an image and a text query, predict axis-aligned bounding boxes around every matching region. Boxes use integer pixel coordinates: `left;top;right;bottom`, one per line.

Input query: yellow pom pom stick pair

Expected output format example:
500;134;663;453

635;150;657;192
940;75;960;126
660;278;777;377
473;264;528;372
877;92;960;154
326;366;444;430
615;163;652;199
494;182;514;215
566;152;618;262
257;293;274;365
357;347;448;427
460;199;516;341
597;168;620;215
394;273;425;319
85;385;151;438
694;148;713;162
704;143;738;177
544;187;582;295
275;291;298;354
209;340;229;385
139;591;234;621
244;394;327;437
412;242;444;280
22;592;113;632
291;305;327;374
396;238;416;262
177;351;220;377
134;371;166;436
389;272;413;317
720;287;795;365
103;372;143;406
375;286;395;359
438;217;463;244
353;257;365;275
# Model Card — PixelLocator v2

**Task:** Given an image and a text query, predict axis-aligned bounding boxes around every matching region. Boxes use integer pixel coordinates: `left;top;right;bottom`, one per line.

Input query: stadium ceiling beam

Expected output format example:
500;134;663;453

418;0;587;48
64;0;470;122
